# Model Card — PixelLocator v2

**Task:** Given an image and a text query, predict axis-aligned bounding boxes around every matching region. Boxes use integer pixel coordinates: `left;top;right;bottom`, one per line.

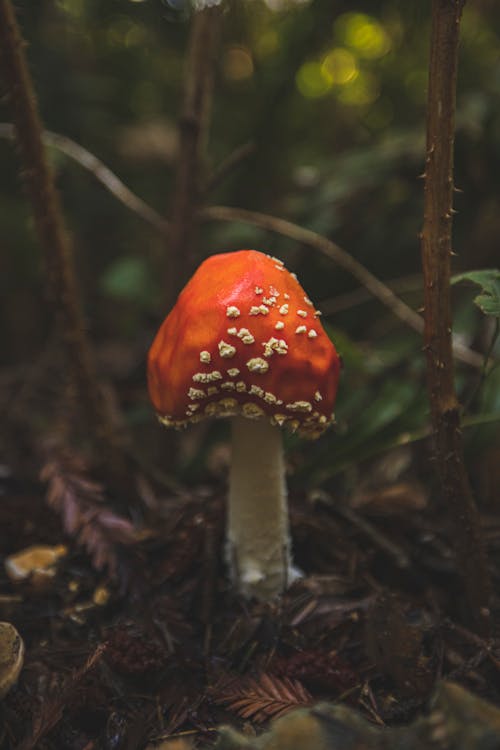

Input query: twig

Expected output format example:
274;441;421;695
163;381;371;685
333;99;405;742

420;0;490;633
311;410;500;483
0;123;170;234
166;4;222;307
312;490;412;571
202;205;484;369
444;618;500;671
0;1;128;490
319;273;423;316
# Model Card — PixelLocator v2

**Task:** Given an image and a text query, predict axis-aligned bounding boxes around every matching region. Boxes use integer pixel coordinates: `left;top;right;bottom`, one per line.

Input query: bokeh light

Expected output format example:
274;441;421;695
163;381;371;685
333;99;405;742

337;71;379;106
254;29;280;60
336;13;392;60
296;61;332;99
223;46;254;82
321;48;358;86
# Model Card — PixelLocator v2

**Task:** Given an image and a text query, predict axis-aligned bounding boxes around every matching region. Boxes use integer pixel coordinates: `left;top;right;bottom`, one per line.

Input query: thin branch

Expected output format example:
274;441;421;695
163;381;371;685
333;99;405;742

420;0;490;633
166;4;222;307
0;0;128;489
202;205;484;369
0;124;170;234
313;490;412;571
203;206;422;325
0;122;170;233
319;273;423;316
313;410;500;482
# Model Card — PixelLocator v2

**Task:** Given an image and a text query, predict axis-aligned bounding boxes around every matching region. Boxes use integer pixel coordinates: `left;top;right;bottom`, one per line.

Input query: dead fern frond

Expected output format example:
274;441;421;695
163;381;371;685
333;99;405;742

40;450;136;577
18;644;106;750
213;672;312;723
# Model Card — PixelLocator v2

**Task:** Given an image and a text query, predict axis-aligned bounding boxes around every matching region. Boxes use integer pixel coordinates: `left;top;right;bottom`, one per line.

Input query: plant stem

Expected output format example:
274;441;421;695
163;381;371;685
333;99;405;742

0;0;127;489
227;417;291;600
166;4;221;309
420;0;491;633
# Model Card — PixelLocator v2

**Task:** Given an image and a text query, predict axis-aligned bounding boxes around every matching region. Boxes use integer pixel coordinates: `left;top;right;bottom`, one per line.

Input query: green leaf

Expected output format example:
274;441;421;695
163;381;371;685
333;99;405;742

452;269;500;318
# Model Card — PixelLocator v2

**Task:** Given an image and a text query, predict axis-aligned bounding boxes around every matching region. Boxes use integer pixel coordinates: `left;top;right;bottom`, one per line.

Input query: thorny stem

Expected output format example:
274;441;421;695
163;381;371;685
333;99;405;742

166;4;222;309
0;0;128;490
420;0;491;633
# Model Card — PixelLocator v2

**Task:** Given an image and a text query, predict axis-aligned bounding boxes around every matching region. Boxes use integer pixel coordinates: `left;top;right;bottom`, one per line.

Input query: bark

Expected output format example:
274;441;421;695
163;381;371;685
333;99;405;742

420;0;491;633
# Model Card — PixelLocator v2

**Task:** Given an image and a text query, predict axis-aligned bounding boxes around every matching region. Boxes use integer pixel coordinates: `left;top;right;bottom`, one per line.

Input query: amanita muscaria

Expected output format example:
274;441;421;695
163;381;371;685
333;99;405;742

148;249;341;600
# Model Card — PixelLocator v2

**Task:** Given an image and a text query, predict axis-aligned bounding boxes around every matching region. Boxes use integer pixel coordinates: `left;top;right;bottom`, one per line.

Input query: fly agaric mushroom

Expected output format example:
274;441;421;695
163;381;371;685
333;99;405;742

148;250;341;600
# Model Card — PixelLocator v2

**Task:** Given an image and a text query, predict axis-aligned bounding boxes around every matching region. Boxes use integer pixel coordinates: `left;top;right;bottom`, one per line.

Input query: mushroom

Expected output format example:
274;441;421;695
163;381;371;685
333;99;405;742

148;250;341;600
0;622;24;699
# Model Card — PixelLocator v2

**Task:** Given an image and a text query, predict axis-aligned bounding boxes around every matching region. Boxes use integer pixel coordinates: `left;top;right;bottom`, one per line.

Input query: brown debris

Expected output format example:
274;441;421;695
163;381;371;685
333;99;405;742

0;470;500;747
213;673;313;724
40;448;137;579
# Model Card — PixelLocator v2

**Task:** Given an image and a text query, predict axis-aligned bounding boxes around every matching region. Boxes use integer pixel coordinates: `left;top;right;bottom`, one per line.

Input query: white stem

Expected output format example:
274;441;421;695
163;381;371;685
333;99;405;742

226;417;291;600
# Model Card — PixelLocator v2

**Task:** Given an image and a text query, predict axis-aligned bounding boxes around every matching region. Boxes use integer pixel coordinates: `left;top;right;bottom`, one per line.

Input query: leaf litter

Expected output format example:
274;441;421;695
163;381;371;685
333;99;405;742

1;442;500;748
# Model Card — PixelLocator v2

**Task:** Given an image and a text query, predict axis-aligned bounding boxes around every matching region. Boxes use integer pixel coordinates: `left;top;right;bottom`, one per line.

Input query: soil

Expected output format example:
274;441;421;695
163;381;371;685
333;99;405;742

1;447;500;749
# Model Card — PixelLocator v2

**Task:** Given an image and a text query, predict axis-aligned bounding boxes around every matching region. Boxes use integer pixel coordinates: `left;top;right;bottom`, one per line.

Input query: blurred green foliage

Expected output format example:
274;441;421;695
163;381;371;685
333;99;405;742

1;0;499;491
452;269;500;318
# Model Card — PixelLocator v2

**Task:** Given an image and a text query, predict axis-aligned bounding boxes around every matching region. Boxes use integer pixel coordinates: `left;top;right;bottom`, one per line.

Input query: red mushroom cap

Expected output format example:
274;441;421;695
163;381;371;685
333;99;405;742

147;250;341;438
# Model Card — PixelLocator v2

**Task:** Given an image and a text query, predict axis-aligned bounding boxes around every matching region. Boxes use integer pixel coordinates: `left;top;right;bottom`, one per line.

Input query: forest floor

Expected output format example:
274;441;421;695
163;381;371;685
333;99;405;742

1;451;500;750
